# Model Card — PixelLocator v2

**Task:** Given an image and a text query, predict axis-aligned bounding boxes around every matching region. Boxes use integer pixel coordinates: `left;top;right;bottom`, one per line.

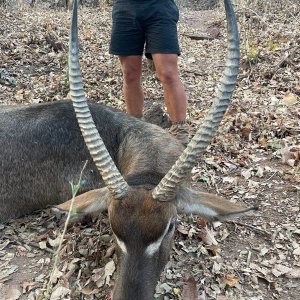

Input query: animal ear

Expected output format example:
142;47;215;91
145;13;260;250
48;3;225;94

54;187;109;216
175;187;257;219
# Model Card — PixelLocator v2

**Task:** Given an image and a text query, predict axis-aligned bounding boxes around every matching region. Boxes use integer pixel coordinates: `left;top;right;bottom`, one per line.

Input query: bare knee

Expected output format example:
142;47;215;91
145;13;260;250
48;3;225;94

156;68;179;86
122;66;141;86
119;56;142;86
152;54;180;86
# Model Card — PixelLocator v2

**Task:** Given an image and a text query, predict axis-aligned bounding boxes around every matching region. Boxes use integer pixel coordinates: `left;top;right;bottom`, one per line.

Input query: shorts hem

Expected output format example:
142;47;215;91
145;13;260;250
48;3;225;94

145;50;180;59
109;50;144;56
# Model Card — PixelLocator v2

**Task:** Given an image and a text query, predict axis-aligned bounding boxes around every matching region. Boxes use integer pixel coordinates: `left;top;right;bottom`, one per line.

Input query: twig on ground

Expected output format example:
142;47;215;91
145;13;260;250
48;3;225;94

184;69;207;76
182;32;216;40
228;220;272;237
246;250;252;268
265;44;300;78
264;171;278;182
44;160;88;299
276;45;300;68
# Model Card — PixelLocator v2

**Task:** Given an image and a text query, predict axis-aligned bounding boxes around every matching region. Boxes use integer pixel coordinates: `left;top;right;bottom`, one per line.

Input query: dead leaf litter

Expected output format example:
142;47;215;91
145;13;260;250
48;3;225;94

0;2;299;300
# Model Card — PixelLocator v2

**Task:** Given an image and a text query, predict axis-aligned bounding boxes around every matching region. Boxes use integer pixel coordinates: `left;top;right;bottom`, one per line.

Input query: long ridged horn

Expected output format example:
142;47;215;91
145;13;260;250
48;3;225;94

69;0;129;199
152;0;240;201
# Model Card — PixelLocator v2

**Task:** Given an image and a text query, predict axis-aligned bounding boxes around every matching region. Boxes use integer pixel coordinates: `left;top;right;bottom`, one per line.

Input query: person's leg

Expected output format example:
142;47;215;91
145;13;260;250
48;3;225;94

119;55;144;118
109;1;145;118
152;53;186;122
152;53;189;145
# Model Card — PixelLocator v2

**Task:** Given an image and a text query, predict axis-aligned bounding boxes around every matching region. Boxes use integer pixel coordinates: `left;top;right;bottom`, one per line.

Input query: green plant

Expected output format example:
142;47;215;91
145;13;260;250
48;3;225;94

246;45;260;64
44;161;88;299
267;39;279;51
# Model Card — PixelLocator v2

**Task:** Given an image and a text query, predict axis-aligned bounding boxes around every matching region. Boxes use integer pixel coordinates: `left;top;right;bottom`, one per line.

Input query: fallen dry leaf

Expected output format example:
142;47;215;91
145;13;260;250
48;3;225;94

49;285;70;300
0;2;299;300
272;264;292;277
281;92;299;106
198;226;218;246
4;287;21;300
285;268;300;279
104;260;116;285
221;274;239;288
293;247;300;256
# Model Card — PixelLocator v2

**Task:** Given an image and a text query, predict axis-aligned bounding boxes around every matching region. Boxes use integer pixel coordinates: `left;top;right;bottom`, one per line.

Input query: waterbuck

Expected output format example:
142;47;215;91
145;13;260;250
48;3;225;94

0;0;254;299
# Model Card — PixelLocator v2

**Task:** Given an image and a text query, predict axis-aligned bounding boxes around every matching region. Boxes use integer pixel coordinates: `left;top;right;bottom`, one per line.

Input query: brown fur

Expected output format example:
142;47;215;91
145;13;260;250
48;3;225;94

0;100;184;223
109;188;176;246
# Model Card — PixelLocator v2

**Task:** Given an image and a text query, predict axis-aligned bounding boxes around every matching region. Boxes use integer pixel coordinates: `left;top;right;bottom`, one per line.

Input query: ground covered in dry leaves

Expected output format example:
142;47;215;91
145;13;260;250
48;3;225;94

0;2;299;300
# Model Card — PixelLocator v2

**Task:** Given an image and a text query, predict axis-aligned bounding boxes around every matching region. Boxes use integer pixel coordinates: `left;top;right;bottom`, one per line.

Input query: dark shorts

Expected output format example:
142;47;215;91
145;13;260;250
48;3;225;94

109;0;180;58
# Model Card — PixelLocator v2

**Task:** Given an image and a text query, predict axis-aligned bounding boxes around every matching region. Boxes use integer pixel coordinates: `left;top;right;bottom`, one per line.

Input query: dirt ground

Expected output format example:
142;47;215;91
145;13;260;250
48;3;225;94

0;2;299;300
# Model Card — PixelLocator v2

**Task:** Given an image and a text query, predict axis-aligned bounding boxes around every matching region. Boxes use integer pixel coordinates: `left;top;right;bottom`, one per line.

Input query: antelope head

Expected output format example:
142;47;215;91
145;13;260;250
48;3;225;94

60;0;255;299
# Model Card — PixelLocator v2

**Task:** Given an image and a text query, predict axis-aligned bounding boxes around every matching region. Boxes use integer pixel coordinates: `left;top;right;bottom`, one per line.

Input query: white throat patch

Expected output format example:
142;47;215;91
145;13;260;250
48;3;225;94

114;219;174;257
145;219;172;257
115;236;127;254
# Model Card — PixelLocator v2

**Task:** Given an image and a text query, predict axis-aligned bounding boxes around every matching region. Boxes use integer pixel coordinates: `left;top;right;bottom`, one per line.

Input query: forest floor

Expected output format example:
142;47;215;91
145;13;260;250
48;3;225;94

0;2;299;300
